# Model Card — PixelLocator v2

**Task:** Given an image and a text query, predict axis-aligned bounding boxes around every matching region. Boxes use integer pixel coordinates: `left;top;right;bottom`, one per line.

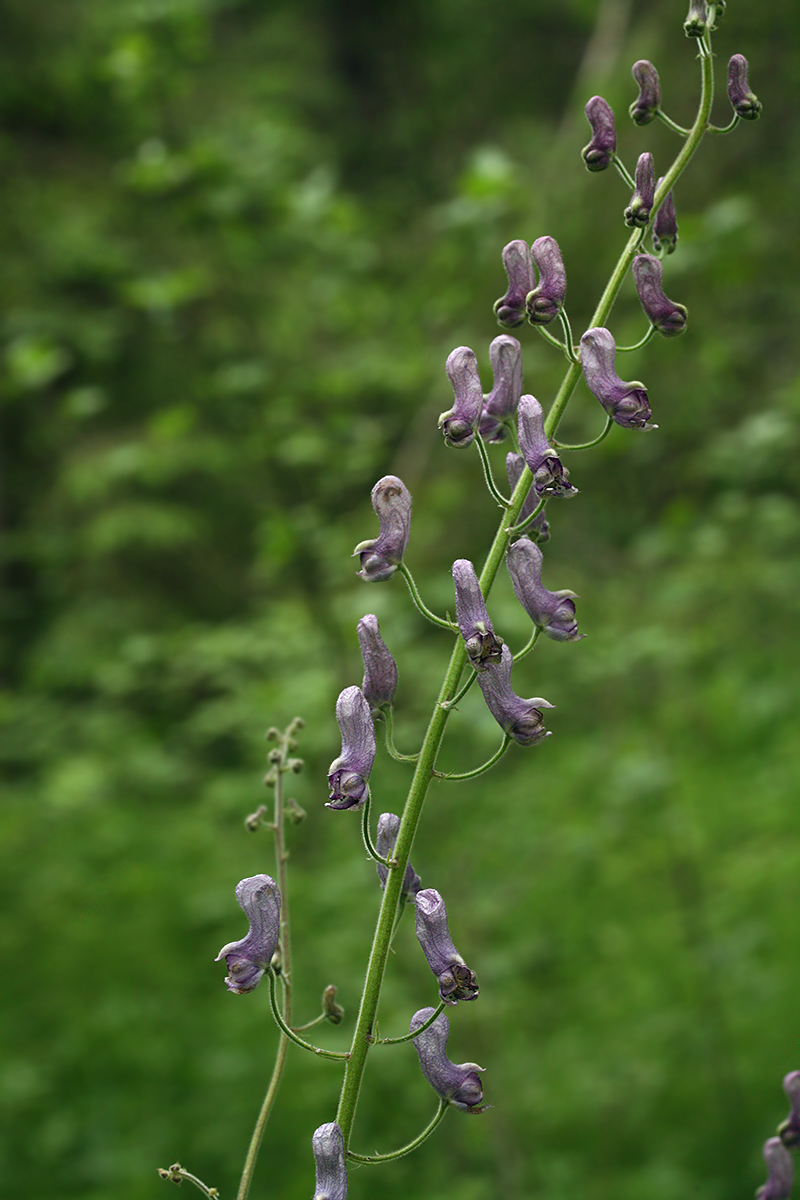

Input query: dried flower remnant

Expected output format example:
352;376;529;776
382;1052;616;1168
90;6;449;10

493;240;535;328
653;179;678;255
357;614;398;714
438;346;484;448
353;475;412;581
327;686;376;810
452;558;504;668
479;335;523;443
624;152;656;228
506;452;550;542
506;537;584;642
756;1138;794;1200
215;875;281;994
476;644;554;746
683;0;709;37
410;1007;487;1112
415;888;479;1005
374;812;422;900
632;255;688;337
525;237;567;326
727;54;762;120
582;96;616;172
629;60;661;125
518;395;577;499
312;1122;348;1200
580;327;655;430
778;1070;800;1148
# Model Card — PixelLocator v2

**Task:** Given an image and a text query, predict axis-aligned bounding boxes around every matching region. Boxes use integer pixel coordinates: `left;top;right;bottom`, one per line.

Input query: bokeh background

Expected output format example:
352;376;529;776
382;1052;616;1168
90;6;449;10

2;0;799;1197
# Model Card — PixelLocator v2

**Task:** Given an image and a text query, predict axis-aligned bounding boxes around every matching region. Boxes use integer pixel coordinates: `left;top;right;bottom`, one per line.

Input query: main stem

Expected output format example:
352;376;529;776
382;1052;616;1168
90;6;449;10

334;33;714;1150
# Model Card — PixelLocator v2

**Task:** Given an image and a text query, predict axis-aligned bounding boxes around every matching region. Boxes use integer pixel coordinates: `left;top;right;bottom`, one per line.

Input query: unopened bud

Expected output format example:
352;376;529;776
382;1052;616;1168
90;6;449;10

683;0;708;37
624;152;655;229
582;96;616;172
727;55;762;121
493;240;534;328
312;1123;348;1200
353;476;412;582
778;1070;800;1148
756;1137;793;1200
629;60;661;126
580;327;655;430
286;797;307;825
322;984;345;1025
244;804;269;832
653;179;678;255
525;236;567;326
632;254;687;337
439;346;484;448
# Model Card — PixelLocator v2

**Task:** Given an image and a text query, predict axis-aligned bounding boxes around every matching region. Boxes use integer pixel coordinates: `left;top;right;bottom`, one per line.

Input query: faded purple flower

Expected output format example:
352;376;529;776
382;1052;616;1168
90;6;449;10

582;96;616;172
506;452;550;542
493;239;535;328
452;559;504;669
215;875;281;994
624;152;656;228
476;644;554;746
518;394;578;499
415;888;479;1004
357;614;398;714
632;254;687;337
525;236;567;326
629;60;661;125
756;1137;793;1200
327;686;376;810
779;1070;800;1148
580;327;655;431
728;55;762;120
653;178;678;255
683;0;708;37
479;334;523;443
506;537;584;643
353;476;412;581
439;346;484;448
312;1122;348;1200
410;1007;487;1112
374;812;422;900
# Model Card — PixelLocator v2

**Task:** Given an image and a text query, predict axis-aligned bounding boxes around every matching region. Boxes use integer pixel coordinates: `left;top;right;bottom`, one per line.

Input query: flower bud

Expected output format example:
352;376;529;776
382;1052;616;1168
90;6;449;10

452;559;504;669
493;240;535;328
683;0;708;37
322;984;345;1025
632;254;687;337
410;1007;487;1112
778;1070;800;1148
624;152;656;228
476;643;554;746
582;96;616;172
756;1137;793;1200
653;179;678;255
506;537;584;642
525;236;567;326
479;335;523;443
415;888;479;1004
580;327;655;430
215;875;281;994
727;55;762;121
353;476;412;581
312;1122;348;1200
506;452;550;542
374;812;422;900
518;395;578;499
357;614;398;714
629;60;661;125
326;686;376;810
439;346;484;448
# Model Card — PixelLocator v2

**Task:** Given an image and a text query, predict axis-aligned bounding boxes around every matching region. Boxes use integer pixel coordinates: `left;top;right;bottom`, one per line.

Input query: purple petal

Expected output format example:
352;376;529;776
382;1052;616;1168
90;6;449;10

353;476;412;581
452;559;504;668
215;875;281;994
416;888;479;1004
327;686;376;810
476;644;554;746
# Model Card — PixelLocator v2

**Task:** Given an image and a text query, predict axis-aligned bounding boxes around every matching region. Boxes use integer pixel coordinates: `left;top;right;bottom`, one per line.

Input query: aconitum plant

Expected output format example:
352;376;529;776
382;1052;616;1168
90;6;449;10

158;8;796;1199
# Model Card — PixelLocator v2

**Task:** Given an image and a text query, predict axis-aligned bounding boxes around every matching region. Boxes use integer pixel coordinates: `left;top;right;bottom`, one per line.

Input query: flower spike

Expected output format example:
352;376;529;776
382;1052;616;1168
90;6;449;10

439;346;484;448
375;812;422;900
517;395;578;499
312;1123;348;1200
582;96;616;172
683;0;709;37
476;644;554;746
493;240;535;328
327;686;376;810
580;327;655;430
479;335;523;443
629;60;661;126
778;1070;800;1148
452;559;504;669
410;1007;487;1112
632;255;687;337
353;476;412;581
525;236;567;326
506;452;550;542
506;537;584;642
357;614;398;714
215;875;281;994
727;55;762;121
624;152;656;228
653;178;678;255
756;1137;793;1200
415;888;479;1004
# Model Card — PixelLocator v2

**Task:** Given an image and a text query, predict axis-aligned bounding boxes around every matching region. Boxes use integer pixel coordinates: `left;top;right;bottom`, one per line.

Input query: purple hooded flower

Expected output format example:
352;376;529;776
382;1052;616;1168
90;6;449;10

580;327;655;430
215;875;281;994
624;152;656;229
493;239;535;328
632;254;687;337
683;0;708;37
375;812;422;900
452;558;504;669
506;537;584;643
525;236;567;326
728;55;762;120
756;1138;794;1200
476;644;554;746
353;476;412;581
653;179;678;255
327;686;376;810
415;889;479;1004
357;614;398;714
312;1122;348;1200
410;1007;487;1112
518;394;578;499
438;346;484;448
779;1070;800;1148
479;335;523;443
506;452;550;543
582;96;616;172
629;60;661;126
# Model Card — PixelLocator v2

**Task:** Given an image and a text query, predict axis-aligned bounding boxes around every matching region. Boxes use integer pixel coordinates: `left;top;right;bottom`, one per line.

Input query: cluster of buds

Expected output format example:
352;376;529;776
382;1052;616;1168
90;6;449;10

493;237;567;330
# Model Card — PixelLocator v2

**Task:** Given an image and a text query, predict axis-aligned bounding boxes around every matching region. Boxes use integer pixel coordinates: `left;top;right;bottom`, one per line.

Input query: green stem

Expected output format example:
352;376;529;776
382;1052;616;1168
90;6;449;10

656;110;690;137
434;732;512;781
440;668;477;710
474;434;511;507
266;970;350;1061
513;624;542;664
552;415;613;452
159;1165;220;1198
383;708;420;762
616;325;656;353
558;310;579;363
535;324;569;355
347;1101;449;1164
397;563;457;631
708;114;739;135
612;154;636;189
376;1001;447;1045
361;792;392;867
292;1013;327;1033
506;496;546;537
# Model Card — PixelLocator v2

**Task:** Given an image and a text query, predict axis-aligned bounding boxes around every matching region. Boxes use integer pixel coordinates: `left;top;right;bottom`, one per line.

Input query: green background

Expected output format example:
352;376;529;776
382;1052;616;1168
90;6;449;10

2;1;799;1197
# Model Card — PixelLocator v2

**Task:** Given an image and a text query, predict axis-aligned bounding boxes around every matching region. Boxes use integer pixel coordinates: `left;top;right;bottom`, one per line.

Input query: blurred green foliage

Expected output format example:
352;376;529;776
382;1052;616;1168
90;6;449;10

1;1;799;1197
